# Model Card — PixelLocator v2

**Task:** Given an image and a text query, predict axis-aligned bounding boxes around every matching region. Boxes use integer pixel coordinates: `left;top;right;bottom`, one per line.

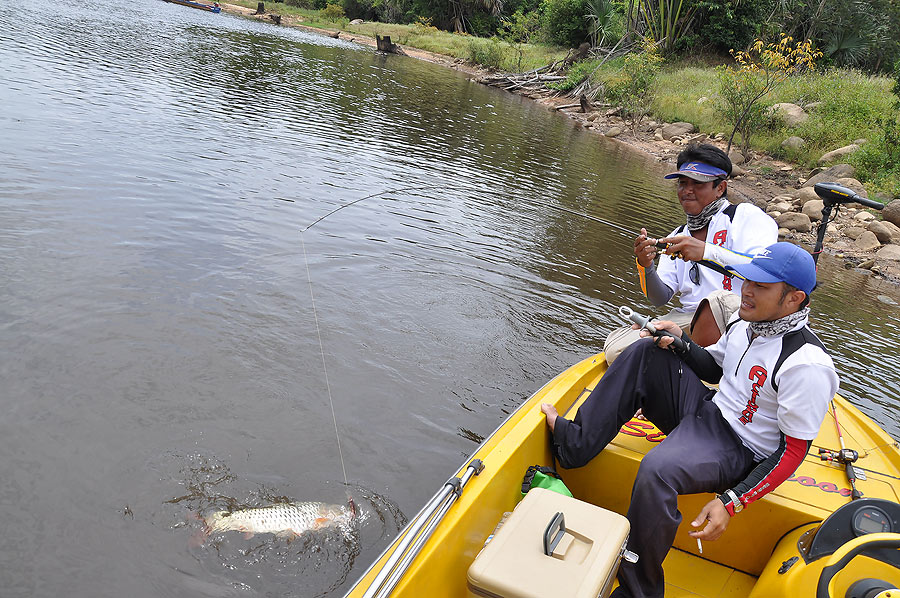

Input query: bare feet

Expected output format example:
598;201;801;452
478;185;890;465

540;403;558;432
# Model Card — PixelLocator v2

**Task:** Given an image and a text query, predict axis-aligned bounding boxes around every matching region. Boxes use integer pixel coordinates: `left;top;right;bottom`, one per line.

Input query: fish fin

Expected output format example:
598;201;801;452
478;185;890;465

348;496;357;519
313;517;331;529
276;530;300;542
187;511;211;547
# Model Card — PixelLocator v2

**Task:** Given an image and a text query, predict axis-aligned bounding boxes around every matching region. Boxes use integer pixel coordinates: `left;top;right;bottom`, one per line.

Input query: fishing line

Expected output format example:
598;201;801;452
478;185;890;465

300;231;349;488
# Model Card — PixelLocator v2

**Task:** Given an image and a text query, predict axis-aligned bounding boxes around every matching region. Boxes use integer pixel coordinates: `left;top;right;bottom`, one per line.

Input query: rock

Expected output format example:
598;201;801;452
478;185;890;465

797;186;820;206
804;101;823;112
654;128;664;141
605;126;623;138
819;144;860;164
587;112;601;121
731;164;746;176
883;200;900;227
867;221;895;244
835;177;868;198
769;201;793;213
778;227;791;238
802;164;856;188
876;245;900;260
769;211;782;217
854;231;881;251
781;136;806;151
802;199;825;221
771;103;808;127
877;294;899;305
859;259;876;269
661;122;696;140
843;226;866;240
776;212;811;232
771;194;795;203
853;138;868;145
826;223;838;233
854;211;876;223
881;220;900;243
728;150;745;165
349;18;364;24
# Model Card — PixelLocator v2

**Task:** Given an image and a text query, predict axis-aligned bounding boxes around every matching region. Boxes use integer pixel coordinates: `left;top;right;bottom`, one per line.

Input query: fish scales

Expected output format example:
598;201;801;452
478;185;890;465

204;501;353;538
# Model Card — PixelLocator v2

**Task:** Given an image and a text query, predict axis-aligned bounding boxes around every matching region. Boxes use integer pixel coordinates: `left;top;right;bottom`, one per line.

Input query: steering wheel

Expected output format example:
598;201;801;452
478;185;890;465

816;532;900;598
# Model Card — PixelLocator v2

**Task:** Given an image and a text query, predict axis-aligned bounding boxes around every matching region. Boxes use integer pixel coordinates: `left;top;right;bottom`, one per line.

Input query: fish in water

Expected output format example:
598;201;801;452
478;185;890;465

199;498;356;541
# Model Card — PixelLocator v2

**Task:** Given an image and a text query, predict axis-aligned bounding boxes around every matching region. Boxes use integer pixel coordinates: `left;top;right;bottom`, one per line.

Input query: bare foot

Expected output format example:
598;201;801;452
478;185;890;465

540;403;558;432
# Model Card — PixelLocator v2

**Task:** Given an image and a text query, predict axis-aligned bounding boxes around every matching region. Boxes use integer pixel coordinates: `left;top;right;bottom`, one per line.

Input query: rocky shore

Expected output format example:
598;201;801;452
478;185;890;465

220;3;900;288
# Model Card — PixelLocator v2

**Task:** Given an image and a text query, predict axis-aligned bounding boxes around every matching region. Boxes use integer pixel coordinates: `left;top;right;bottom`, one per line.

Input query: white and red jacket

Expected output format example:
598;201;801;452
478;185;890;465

682;314;839;514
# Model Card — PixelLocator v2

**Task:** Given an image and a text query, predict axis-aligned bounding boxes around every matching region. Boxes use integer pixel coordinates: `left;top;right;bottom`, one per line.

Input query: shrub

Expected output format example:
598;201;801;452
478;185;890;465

605;47;663;128
465;37;509;70
286;0;315;7
539;0;590;47
321;3;346;21
548;58;599;91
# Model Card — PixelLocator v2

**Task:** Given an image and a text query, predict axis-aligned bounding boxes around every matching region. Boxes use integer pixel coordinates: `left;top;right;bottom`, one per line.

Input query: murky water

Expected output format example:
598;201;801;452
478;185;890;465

1;1;898;596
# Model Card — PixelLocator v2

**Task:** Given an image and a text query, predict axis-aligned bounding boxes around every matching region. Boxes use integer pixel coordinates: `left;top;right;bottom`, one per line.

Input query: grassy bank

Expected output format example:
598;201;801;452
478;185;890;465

228;1;899;196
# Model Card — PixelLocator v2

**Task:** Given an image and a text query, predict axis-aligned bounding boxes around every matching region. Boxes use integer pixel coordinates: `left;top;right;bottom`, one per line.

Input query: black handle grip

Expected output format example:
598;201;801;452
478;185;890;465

814;182;885;210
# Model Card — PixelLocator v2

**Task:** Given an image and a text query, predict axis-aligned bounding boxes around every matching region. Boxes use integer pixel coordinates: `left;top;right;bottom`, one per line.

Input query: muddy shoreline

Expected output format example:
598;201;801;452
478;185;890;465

219;3;900;291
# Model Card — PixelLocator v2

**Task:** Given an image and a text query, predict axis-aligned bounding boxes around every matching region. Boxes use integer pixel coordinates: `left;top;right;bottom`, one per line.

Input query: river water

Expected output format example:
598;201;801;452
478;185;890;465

1;1;898;596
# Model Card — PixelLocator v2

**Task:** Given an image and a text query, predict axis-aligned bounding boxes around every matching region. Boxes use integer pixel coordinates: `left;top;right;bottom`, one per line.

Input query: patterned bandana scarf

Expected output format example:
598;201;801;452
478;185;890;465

749;307;810;337
686;196;728;232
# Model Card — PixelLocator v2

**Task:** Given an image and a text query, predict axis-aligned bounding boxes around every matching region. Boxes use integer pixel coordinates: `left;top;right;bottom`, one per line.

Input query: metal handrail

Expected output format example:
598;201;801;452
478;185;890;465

361;459;484;598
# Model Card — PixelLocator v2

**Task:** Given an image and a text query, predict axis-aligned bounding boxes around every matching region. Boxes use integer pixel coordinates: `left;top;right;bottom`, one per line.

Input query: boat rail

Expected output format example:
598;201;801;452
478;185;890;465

360;459;485;598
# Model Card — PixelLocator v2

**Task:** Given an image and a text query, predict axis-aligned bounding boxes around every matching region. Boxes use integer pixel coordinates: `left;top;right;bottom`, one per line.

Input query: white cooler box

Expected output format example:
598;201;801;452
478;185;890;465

467;487;633;598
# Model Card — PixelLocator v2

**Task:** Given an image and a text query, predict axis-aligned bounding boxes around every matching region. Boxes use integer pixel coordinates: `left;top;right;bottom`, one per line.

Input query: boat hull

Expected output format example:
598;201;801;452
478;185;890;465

345;352;900;597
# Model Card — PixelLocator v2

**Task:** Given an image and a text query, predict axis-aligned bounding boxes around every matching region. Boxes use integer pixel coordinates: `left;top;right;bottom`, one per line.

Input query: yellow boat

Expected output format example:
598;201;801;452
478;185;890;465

344;352;900;598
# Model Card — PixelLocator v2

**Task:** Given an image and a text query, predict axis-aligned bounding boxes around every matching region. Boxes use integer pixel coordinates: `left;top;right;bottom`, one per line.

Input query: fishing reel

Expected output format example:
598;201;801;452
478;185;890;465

819;447;859;465
618;306;687;352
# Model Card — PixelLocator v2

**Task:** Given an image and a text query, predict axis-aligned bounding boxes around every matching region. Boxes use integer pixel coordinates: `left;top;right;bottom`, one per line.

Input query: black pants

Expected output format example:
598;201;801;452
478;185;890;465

551;339;756;598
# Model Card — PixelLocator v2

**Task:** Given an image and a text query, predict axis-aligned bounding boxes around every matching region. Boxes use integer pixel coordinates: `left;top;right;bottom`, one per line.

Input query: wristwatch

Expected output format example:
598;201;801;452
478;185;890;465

719;489;743;515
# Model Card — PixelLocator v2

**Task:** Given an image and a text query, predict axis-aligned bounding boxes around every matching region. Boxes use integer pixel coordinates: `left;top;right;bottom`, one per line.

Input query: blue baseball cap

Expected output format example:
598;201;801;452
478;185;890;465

664;161;729;182
727;242;817;295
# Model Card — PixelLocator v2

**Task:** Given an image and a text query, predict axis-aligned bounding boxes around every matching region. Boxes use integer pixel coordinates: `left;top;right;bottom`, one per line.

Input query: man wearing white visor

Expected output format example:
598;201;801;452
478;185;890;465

604;144;777;363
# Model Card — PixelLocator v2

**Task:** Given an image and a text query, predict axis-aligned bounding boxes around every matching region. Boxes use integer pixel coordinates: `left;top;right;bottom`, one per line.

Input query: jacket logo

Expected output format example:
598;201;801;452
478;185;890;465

712;230;727;246
739;365;768;424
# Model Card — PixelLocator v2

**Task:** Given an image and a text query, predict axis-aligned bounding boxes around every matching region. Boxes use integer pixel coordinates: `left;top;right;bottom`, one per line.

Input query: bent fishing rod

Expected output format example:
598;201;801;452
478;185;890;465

302;186;735;278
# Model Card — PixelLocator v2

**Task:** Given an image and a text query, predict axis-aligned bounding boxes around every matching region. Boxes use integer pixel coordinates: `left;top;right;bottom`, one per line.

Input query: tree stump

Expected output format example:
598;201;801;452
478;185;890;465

375;34;407;55
269;14;281;24
253;2;265;14
580;94;593;113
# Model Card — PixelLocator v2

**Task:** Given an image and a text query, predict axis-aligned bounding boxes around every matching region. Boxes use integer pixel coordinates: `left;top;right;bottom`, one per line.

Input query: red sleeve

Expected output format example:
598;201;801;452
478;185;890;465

723;434;809;516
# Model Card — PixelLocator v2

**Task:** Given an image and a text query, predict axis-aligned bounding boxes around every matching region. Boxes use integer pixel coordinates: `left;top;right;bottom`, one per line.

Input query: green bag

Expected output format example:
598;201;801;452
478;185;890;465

521;465;573;498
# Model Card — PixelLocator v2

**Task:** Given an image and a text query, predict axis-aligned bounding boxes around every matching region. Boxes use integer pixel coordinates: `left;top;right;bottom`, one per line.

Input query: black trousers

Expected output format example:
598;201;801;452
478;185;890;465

551;339;757;598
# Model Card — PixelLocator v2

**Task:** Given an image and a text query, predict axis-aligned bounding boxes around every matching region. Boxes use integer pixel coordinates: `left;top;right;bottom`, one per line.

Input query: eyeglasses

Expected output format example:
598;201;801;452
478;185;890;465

689;262;700;285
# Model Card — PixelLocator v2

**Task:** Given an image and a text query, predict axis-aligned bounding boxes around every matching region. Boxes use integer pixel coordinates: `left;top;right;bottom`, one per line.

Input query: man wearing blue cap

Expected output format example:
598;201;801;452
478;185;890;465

542;242;838;598
604;144;778;363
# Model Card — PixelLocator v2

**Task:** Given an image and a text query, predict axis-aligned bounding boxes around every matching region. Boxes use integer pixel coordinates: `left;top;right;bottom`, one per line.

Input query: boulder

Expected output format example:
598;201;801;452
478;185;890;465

819;144;860;164
843;226;866;240
854;231;881;252
349;18;364;24
797;186;820;206
883;199;900;227
776;212;812;232
880;220;900;243
772;103;808;127
868;221;896;244
605;126;623;138
854;211;876;223
802;164;856;188
661;122;696;140
835;177;868;198
769;200;793;213
781;136;806;151
876;245;900;260
731;164;746;176
728;150;745;165
778;227;791;238
802;199;825;221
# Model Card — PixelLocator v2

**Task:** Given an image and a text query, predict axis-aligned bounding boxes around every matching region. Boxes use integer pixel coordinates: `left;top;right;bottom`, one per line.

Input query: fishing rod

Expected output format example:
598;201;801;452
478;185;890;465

819;400;863;500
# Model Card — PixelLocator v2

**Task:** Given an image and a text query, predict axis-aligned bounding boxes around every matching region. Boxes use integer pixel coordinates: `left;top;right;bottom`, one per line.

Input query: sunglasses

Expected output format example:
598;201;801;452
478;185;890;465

689;262;700;285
